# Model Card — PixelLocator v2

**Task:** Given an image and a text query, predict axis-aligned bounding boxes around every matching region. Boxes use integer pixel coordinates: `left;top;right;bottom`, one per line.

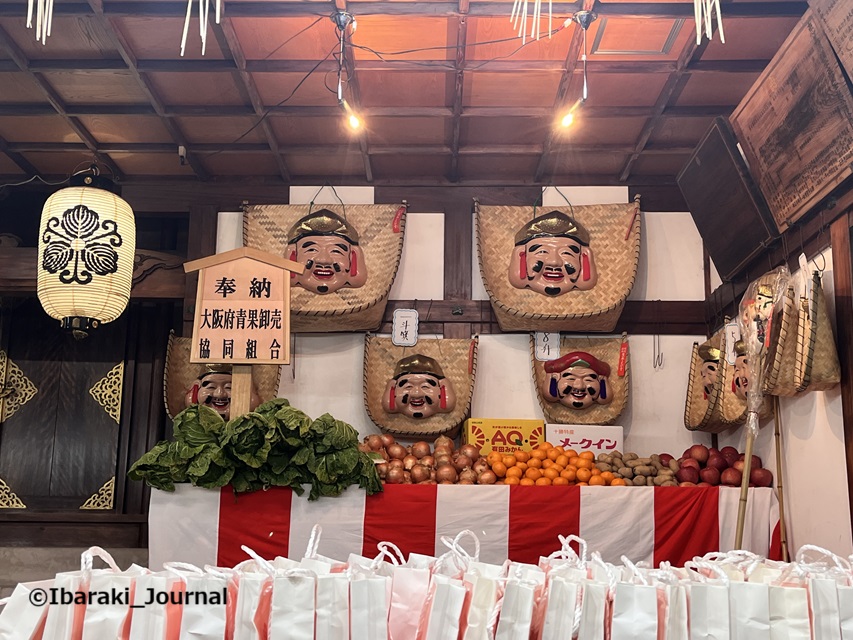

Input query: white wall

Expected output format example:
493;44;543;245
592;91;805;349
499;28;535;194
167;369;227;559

716;248;852;556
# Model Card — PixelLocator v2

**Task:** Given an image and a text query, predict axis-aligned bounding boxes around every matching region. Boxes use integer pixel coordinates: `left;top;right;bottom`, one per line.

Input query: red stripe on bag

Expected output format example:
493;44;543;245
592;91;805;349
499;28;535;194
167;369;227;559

508;485;580;564
363;485;437;558
653;486;719;566
217;486;294;567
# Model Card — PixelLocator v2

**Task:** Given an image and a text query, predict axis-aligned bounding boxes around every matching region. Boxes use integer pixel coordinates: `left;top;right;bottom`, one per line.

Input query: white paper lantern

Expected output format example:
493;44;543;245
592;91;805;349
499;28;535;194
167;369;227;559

37;179;135;337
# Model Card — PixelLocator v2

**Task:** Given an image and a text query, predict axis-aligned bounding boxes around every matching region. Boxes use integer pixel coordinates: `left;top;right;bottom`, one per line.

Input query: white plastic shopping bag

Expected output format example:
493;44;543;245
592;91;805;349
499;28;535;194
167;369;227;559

541;575;580;640
768;585;810;640
610;581;658;639
269;570;316;640
316;573;349;640
729;581;770;640
0;579;53;640
350;576;388;640
666;583;689;640
164;563;228;640
463;561;506;640
838;585;853;640
810;578;843;640
299;525;347;575
417;574;467;640
686;560;731;640
232;570;271;640
82;561;146;640
388;564;431;640
128;572;179;640
494;577;536;640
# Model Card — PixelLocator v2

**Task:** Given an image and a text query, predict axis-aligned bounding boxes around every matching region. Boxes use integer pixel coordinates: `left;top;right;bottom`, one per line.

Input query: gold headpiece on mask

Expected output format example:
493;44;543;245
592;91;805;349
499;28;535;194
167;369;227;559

199;363;232;379
734;340;747;357
698;344;721;362
514;210;591;247
756;283;774;298
287;209;360;245
392;354;446;380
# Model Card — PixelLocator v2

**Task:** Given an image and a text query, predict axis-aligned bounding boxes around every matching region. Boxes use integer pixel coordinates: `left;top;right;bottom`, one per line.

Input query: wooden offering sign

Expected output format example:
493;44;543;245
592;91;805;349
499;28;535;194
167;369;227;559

808;0;853;78
730;11;853;231
184;247;303;365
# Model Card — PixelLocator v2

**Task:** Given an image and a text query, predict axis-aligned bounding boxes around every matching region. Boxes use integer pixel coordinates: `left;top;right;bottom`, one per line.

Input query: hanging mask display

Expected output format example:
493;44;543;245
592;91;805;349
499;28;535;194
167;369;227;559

508;210;598;296
531;335;628;425
286;209;368;295
540;351;613;409
732;339;751;402
382;354;457;420
183;363;263;421
697;343;721;399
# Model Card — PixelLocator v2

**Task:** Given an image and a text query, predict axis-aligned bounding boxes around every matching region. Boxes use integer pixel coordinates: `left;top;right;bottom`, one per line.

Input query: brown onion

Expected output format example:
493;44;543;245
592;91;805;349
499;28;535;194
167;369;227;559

403;454;418;470
472;458;490;475
367;434;384;451
454;455;473;472
434;435;455;451
358;442;371;454
420;455;436;468
380;434;396;449
433;445;453;458
436;466;458;483
436;456;454;468
459;469;478;483
403;471;412;484
387;459;404;471
429;469;436;481
410;465;431;483
411;441;431;459
459;444;480;460
477;470;497;485
385;468;405;484
376;463;388;479
387;443;408;460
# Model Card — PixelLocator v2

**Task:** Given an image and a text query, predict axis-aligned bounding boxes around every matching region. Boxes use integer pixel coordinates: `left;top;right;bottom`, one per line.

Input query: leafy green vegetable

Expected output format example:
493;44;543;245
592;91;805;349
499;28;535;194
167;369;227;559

128;397;382;501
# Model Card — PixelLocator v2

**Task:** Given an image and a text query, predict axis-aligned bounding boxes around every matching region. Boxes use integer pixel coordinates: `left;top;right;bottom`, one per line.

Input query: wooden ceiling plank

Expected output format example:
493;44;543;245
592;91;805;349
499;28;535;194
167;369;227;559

0;25;124;180
618;23;707;182
83;8;210;180
0;134;42;175
533;0;595;182
449;12;468;182
215;19;291;182
37;1;805;19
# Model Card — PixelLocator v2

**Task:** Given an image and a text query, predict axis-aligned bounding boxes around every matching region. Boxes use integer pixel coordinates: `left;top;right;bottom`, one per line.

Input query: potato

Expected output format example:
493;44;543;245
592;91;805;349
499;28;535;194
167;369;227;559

647;476;656;486
595;462;613;472
598;453;609;462
611;450;623;459
668;459;680;473
656;468;674;477
652;460;665;471
662;480;678;487
611;458;624;470
623;452;638;461
650;454;661;464
653;475;671;486
626;459;647;468
634;465;654;477
618;467;634;479
632;476;647;486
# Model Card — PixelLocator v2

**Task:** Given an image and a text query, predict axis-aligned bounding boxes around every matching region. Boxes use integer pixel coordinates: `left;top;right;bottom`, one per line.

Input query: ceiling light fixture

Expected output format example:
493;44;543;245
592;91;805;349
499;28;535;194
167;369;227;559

332;11;362;132
695;0;725;44
180;0;222;56
26;0;54;44
558;10;597;129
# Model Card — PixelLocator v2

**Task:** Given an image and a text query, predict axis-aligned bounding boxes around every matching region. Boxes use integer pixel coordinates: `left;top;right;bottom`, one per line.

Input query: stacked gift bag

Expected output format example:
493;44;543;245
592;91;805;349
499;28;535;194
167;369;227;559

4;530;853;639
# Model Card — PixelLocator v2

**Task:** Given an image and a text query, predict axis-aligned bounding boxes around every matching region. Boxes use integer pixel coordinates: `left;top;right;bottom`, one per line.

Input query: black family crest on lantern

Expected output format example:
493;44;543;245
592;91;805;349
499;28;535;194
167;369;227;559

42;204;123;285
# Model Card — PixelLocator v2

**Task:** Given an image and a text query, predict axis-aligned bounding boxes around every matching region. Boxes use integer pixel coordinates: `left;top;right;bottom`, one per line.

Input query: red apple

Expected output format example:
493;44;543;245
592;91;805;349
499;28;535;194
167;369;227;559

676;467;700;484
722;450;740;467
738;454;762;470
700;467;721;486
721;467;743;486
697;482;712;487
679;482;697;487
706;455;728;472
659;453;674;466
690;444;710;465
708;447;721;457
682;447;693;461
680;458;700;471
720;446;739;458
732;460;746;473
750;468;774;487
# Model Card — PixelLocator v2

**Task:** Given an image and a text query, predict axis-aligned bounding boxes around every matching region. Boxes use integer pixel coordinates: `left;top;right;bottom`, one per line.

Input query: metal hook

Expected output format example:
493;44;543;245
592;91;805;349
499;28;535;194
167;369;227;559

652;300;664;369
813;250;826;274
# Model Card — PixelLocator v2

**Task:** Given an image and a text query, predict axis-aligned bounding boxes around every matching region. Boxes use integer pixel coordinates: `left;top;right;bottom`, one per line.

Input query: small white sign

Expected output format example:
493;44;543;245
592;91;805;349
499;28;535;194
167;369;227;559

798;253;813;303
392;308;419;347
535;332;558;361
545;424;623;456
725;321;741;365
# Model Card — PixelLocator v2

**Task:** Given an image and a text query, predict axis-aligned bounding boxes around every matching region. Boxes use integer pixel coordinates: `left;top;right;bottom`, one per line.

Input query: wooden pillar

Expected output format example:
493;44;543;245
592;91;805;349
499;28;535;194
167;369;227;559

830;212;853;541
183;205;218;336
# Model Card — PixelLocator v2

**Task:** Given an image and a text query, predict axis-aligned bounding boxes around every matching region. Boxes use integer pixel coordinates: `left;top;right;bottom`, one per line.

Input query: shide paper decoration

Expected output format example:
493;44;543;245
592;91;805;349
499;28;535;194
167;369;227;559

37;167;135;338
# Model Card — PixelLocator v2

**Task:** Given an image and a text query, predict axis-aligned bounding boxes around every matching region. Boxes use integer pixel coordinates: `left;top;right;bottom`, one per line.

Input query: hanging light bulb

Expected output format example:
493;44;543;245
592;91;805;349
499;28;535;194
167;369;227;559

348;113;361;130
561;113;574;128
37;165;136;339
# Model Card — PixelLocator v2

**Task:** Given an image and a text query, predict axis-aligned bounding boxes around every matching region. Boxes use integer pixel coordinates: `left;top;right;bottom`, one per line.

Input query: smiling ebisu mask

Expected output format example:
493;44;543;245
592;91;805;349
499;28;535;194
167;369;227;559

382;354;457;420
541;351;613;410
286;209;368;295
508;210;598;297
185;363;261;421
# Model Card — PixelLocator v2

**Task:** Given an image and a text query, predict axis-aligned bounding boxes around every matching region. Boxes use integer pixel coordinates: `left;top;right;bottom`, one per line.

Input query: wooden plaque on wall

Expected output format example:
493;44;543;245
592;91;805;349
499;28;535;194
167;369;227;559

677;117;777;282
808;0;853;78
730;10;853;232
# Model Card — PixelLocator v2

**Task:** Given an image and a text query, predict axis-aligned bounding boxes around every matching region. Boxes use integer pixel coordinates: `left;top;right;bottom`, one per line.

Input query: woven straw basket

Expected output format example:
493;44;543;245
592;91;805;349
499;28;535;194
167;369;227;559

243;204;406;332
530;335;629;425
684;329;726;432
762;286;799;396
475;198;641;332
795;271;841;392
363;336;478;439
163;332;282;420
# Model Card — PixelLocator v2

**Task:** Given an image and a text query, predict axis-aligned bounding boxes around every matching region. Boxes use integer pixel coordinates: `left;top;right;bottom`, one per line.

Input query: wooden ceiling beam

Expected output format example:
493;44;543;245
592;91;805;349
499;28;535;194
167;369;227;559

81;0;210;180
533;0;593;182
618;24;706;182
0;24;124;180
0;135;41;175
8;1;801;18
449;11;469;182
213;19;291;182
